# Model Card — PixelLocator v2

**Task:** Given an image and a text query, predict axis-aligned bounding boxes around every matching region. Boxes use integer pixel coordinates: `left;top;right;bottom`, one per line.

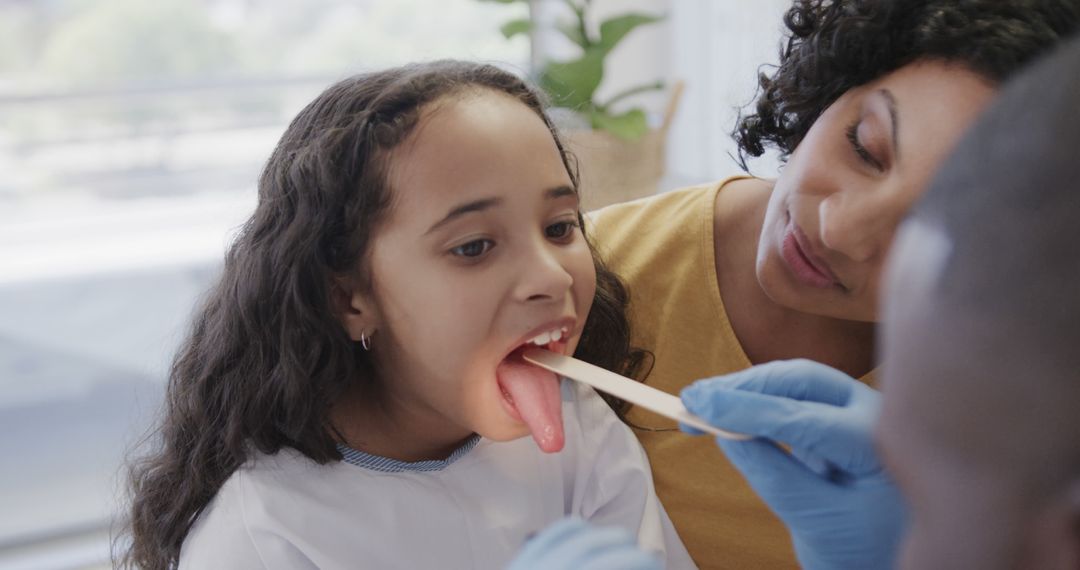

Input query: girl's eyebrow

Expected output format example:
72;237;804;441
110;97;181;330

425;186;577;235
547;185;577;200
426;197;502;234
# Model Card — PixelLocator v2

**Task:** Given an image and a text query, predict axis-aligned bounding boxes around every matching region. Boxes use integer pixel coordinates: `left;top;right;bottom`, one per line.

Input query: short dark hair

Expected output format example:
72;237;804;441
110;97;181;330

735;0;1079;169
911;35;1080;491
916;35;1080;367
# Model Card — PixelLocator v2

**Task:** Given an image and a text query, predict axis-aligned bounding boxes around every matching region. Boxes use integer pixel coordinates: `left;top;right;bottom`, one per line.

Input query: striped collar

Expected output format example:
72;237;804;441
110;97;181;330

336;435;482;473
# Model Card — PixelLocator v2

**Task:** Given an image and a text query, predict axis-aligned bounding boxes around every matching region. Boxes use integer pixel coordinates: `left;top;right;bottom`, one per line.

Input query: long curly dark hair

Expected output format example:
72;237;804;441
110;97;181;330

119;60;646;570
735;0;1079;169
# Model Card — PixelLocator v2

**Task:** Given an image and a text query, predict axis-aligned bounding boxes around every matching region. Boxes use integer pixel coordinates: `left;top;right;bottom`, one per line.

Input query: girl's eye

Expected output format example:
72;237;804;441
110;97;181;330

451;239;494;258
545;220;579;241
845;121;885;172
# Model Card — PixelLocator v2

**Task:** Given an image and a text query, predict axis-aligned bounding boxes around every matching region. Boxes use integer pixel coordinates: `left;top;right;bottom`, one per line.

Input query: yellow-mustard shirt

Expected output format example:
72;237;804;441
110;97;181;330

587;177;877;570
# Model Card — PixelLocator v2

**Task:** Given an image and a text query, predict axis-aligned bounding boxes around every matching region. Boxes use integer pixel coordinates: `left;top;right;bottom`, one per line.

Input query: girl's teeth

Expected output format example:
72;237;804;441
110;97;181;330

527;326;572;346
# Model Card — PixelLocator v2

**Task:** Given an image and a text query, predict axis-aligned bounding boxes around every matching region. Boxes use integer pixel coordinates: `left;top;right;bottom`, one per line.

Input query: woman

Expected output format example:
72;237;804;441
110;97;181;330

588;1;1078;567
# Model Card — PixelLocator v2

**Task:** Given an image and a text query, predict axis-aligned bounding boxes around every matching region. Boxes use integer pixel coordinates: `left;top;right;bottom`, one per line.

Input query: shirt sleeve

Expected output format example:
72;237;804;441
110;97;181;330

566;381;698;569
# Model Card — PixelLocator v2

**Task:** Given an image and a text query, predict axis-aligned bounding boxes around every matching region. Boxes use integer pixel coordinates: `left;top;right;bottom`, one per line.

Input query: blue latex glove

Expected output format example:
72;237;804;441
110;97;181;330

680;359;907;570
506;518;661;570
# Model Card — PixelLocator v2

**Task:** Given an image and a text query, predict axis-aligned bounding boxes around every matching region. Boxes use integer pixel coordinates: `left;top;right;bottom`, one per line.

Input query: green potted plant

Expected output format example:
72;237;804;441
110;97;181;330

482;0;680;209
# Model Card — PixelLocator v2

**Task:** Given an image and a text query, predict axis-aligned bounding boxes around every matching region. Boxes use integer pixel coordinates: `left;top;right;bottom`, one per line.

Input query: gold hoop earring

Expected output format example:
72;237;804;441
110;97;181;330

360;330;372;351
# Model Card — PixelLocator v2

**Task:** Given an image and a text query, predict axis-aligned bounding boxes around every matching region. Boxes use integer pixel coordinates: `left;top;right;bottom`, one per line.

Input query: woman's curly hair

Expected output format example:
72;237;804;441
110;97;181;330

735;0;1079;169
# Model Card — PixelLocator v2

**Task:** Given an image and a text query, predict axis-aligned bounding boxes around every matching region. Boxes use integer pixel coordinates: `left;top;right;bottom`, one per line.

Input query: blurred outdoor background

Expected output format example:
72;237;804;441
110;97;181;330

0;0;787;567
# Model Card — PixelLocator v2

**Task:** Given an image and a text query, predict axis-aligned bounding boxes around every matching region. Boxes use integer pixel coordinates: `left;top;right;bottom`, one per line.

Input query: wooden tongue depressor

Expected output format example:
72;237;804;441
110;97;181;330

522;349;751;441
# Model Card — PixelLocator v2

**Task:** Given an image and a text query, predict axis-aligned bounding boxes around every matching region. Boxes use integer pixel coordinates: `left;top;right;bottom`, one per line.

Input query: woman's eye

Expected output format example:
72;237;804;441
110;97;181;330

451;239;494;258
545;220;579;240
846;121;885;172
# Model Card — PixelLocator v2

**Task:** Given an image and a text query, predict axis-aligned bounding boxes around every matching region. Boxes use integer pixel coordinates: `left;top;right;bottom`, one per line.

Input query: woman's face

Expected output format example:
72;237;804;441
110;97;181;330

756;61;997;322
347;89;595;454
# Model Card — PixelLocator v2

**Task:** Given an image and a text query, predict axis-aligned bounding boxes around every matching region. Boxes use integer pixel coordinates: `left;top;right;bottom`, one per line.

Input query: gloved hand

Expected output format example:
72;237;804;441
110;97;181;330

680;359;907;570
506;517;661;570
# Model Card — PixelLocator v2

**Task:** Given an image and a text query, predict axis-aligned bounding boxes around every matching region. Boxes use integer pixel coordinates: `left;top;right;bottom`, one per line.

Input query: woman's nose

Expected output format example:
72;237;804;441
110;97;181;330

818;191;903;263
515;242;574;303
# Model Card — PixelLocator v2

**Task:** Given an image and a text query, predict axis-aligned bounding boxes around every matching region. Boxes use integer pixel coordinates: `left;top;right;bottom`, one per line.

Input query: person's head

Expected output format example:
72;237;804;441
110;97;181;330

122;60;640;570
879;37;1080;569
738;0;1078;322
337;68;623;453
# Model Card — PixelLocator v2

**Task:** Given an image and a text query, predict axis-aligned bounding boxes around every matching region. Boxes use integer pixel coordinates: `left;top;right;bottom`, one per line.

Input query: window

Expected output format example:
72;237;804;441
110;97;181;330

0;1;525;566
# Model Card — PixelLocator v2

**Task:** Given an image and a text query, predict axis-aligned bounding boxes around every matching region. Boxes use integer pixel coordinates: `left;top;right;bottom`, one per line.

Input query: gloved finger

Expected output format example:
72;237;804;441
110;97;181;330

513;518;588;559
682;385;833;443
684;388;879;473
788;446;834;480
580;549;662;570
528;525;640;566
715;438;830;507
686;360;856;406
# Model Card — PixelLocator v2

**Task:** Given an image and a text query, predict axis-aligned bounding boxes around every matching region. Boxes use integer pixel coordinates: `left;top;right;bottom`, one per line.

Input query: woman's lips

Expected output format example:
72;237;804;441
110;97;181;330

781;219;840;289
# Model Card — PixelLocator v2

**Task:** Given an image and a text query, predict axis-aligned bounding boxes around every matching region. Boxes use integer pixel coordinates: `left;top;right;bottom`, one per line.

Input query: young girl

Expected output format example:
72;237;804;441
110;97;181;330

121;61;694;569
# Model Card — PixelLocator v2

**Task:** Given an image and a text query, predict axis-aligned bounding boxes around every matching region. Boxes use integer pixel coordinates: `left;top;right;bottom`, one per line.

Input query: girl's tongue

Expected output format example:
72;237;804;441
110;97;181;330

496;348;565;453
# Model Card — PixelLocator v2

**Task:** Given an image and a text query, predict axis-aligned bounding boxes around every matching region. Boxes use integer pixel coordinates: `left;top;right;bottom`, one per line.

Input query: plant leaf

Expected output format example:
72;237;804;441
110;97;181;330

476;0;528;3
540;48;604;110
598;13;663;54
597;81;665;111
556;20;588;48
590;108;649;140
500;19;532;39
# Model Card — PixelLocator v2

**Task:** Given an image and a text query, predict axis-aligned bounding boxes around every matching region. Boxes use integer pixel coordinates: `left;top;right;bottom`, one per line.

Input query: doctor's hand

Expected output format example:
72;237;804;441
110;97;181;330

680;359;907;570
506;518;660;570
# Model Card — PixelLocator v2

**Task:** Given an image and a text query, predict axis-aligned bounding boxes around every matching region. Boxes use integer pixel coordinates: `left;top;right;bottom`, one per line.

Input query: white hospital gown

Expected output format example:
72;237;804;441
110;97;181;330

179;380;696;569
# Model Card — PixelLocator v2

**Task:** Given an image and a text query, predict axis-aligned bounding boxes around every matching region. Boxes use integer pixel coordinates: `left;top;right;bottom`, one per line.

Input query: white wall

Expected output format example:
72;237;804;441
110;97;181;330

589;0;672;117
665;0;791;183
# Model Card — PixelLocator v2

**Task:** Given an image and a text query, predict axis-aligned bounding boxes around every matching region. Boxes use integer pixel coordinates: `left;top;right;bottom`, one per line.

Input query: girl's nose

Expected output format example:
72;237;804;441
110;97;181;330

818;191;904;263
515;243;574;303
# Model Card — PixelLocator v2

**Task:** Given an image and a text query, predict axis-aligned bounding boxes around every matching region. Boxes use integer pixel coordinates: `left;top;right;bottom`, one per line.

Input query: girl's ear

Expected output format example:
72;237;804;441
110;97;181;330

332;276;381;342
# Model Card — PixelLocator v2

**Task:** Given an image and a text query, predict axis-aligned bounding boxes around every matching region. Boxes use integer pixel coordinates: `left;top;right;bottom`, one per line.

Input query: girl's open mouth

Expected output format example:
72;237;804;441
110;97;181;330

495;324;571;453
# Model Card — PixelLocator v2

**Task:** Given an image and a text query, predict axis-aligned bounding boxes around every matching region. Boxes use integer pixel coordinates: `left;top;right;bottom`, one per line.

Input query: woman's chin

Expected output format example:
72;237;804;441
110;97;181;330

758;259;853;319
755;256;795;306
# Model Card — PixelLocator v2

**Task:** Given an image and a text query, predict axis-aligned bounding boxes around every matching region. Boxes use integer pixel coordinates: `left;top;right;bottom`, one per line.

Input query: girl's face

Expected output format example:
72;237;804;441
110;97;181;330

348;90;594;454
756;61;997;322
